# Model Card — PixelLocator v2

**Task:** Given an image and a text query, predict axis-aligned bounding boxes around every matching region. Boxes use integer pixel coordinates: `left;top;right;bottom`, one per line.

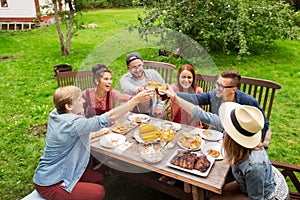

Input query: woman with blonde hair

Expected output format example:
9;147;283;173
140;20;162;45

33;86;154;200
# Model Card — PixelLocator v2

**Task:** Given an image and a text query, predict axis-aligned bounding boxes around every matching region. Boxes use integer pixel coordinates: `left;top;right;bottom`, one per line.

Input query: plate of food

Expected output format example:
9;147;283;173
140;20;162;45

128;114;150;123
112;120;139;135
99;133;126;148
133;124;161;143
199;129;223;141
166;149;215;177
177;132;203;151
157;121;181;131
90;128;111;143
201;141;224;160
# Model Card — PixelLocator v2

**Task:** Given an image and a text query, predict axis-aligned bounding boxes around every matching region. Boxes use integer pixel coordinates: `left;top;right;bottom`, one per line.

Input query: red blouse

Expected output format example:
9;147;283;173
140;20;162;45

83;88;131;118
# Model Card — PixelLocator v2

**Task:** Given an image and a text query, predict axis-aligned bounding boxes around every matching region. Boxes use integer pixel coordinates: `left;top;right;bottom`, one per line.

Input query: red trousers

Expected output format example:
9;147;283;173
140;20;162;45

35;168;105;200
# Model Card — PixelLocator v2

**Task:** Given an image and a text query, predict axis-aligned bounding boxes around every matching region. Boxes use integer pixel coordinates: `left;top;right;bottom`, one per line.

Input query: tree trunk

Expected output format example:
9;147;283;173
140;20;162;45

53;0;68;56
65;0;74;56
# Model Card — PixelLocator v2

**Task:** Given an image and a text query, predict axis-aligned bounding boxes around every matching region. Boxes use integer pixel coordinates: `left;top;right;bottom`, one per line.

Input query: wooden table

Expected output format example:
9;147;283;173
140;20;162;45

90;113;230;200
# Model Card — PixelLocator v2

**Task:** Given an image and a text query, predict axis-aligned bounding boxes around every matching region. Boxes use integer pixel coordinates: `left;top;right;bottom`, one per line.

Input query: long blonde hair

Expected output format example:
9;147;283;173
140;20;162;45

53;86;82;114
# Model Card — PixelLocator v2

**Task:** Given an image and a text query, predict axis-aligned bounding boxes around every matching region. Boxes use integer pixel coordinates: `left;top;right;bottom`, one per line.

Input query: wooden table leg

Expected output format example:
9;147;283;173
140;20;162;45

184;182;192;193
192;185;205;200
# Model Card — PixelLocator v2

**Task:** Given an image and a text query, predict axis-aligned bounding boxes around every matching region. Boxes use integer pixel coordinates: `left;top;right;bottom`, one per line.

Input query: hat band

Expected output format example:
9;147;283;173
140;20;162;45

230;110;256;137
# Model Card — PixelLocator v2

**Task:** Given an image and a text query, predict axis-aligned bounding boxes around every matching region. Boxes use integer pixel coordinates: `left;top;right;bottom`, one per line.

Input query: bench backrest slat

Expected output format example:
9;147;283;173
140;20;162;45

143;60;176;84
56;70;94;90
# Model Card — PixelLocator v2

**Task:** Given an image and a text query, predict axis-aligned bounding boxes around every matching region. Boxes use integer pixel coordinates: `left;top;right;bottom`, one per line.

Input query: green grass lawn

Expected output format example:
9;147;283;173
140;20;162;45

0;8;299;199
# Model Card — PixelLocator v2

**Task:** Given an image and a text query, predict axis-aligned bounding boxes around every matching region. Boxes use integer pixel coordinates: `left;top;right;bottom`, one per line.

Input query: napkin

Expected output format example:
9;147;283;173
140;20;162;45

113;141;133;154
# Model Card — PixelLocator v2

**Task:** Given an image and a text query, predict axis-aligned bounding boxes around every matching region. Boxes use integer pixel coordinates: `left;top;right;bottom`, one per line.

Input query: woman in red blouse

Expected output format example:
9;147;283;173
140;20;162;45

170;64;203;127
83;64;131;118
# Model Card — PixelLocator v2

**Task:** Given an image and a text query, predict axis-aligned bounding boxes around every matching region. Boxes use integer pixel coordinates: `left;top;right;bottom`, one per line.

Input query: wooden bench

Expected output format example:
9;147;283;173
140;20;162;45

195;74;282;148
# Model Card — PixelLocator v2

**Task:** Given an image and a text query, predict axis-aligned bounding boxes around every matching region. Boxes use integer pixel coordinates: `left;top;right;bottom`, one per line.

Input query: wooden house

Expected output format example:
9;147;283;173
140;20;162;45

0;0;63;30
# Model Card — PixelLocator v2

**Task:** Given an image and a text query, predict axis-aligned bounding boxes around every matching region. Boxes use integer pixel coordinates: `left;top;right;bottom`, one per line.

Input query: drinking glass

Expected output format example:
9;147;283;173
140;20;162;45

160;122;175;148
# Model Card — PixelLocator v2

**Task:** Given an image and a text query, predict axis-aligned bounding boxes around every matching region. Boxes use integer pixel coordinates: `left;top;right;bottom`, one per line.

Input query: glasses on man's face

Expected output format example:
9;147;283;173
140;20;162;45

214;82;236;90
128;64;143;71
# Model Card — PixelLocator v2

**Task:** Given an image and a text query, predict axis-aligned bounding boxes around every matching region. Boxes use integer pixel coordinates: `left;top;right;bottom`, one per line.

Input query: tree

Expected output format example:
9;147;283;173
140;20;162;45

49;0;91;56
52;0;74;56
137;0;300;57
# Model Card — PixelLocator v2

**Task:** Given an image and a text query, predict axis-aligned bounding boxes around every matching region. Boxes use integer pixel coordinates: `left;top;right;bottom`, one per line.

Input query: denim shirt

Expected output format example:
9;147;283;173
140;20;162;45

177;89;269;137
232;149;275;200
33;109;112;193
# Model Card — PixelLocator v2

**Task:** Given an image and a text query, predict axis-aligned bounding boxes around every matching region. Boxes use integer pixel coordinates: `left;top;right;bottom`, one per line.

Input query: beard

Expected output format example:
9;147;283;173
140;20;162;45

132;71;144;79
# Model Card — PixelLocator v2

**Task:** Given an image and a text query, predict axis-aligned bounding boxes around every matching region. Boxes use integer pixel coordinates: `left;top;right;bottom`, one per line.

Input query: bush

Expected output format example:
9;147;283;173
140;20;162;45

137;0;300;56
93;0;109;8
91;0;133;8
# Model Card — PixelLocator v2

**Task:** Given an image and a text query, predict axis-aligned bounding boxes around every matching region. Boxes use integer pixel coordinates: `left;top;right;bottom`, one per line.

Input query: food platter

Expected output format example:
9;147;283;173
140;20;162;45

198;129;223;141
111;120;139;135
99;133;126;148
177;132;203;151
166;149;215;177
201;141;224;160
128;114;150;123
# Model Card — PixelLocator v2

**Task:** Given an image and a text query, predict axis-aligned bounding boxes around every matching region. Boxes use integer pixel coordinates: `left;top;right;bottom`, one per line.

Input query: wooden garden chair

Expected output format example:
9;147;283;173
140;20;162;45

271;160;300;200
143;60;176;84
56;70;94;90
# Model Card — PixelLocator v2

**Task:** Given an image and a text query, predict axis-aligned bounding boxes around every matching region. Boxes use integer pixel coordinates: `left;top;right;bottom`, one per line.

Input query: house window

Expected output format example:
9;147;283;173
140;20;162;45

1;0;8;7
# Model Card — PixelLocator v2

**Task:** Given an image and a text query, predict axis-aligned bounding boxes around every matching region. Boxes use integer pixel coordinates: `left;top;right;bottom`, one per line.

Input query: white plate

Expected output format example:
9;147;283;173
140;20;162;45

128;114;150;123
166;149;215;177
177;133;203;151
133;130;159;143
199;129;223;141
157;121;182;131
99;133;126;148
201;141;224;160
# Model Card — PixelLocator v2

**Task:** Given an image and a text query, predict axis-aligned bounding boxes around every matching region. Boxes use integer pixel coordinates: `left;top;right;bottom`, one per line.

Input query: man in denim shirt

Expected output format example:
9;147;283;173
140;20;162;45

169;70;269;138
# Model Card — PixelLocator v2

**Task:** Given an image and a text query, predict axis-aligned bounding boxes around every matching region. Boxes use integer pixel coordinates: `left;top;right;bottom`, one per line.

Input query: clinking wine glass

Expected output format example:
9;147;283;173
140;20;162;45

148;81;159;89
157;84;169;100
